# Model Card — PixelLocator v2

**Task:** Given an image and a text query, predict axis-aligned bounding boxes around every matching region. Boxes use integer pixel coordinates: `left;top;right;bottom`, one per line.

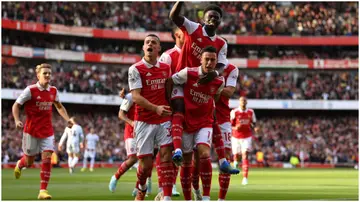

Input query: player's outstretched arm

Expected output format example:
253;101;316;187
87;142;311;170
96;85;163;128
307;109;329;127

54;101;70;122
169;1;185;27
131;89;172;117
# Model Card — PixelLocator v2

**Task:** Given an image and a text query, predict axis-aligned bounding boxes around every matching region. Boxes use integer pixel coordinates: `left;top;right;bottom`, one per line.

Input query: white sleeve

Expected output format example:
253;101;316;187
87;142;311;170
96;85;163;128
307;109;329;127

16;87;31;105
54;87;59;102
59;128;68;146
226;67;239;87
230;110;235;121
159;52;172;66
252;110;257;123
172;68;188;85
78;126;84;142
217;42;228;65
216;77;225;96
182;17;199;35
128;65;142;90
120;94;133;112
96;135;99;142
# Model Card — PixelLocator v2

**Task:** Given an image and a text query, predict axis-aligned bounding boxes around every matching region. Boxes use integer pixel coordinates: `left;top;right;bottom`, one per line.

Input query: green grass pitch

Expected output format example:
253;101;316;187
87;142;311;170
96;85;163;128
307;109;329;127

2;167;358;200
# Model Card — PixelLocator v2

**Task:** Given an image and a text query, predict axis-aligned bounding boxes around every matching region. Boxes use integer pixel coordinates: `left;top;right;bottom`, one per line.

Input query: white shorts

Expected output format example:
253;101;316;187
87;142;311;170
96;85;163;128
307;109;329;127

84;149;96;159
66;143;80;154
134;121;172;158
125;138;137;157
171;85;184;99
22;132;55;156
182;128;212;154
231;136;252;154
219;122;232;150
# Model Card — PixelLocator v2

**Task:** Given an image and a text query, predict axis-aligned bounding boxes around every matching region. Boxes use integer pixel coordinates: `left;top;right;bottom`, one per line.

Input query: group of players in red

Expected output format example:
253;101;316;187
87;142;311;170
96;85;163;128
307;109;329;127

12;2;257;201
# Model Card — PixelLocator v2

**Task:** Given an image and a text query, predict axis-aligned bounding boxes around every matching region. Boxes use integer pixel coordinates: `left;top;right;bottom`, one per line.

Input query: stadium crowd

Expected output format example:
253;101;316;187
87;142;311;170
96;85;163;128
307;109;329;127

2;2;358;36
2;106;358;165
2;60;358;100
3;29;358;59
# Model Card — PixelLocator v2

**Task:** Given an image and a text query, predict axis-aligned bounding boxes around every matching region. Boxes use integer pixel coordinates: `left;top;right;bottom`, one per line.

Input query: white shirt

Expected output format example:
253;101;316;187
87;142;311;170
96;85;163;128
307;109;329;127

120;93;133;112
59;126;83;147
86;133;99;150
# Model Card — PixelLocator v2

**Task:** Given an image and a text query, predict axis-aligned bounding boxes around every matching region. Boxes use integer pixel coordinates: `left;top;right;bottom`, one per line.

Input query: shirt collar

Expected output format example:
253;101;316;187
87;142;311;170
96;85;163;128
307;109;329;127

142;58;160;68
238;107;248;113
36;82;51;91
174;45;181;52
198;66;206;78
202;26;216;41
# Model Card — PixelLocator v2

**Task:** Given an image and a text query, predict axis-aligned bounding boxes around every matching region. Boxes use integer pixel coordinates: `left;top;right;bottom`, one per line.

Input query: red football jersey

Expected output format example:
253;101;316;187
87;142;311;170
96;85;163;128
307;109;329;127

176;17;227;72
128;59;171;124
230;108;256;139
172;67;224;133
120;93;135;140
216;63;239;124
16;83;58;138
159;45;181;75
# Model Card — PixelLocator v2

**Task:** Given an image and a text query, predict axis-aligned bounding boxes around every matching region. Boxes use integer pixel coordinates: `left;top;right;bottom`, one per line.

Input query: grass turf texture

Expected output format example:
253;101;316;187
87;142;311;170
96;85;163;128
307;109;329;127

2;168;358;200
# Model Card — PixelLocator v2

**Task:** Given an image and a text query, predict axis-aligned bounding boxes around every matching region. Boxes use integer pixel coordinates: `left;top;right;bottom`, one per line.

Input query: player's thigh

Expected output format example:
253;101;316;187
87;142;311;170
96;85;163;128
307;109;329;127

231;137;242;155
83;150;90;158
171;85;185;113
240;136;252;153
134;121;155;158
155;121;173;149
195;128;212;148
22;132;40;156
125;138;137;157
39;135;55;153
182;132;195;154
220;122;232;150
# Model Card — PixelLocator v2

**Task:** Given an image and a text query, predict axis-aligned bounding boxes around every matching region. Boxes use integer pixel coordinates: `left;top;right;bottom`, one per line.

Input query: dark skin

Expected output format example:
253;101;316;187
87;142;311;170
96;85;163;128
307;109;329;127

169;1;226;85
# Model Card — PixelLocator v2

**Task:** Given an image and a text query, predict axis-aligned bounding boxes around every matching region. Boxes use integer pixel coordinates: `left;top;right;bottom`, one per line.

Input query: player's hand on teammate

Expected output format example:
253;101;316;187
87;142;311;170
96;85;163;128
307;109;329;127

197;71;218;85
156;105;172;117
129;120;134;127
15;120;23;129
119;88;125;98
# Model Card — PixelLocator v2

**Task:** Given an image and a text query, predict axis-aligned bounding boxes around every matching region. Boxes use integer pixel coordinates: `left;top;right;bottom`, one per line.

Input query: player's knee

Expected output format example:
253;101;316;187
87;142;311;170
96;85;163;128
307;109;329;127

171;99;185;113
160;146;172;162
242;151;249;159
183;152;193;163
128;155;138;165
42;151;53;159
139;156;153;171
197;145;211;158
25;156;35;167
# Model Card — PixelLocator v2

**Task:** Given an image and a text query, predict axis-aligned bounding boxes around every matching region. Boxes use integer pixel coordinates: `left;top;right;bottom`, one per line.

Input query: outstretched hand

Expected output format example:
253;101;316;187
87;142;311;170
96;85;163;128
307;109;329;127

197;71;218;85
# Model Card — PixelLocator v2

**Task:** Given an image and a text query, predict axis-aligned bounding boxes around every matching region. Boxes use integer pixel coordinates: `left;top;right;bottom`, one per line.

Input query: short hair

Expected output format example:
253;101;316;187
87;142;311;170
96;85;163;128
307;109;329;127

201;46;217;55
35;63;51;74
70;116;76;123
204;4;223;18
171;26;180;41
145;34;160;43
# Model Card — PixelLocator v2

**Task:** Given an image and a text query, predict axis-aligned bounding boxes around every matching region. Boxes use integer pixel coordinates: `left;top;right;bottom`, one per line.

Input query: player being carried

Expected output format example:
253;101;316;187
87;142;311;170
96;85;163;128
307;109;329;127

58;117;84;174
231;97;257;185
12;63;71;199
168;1;238;174
81;127;99;172
126;34;175;201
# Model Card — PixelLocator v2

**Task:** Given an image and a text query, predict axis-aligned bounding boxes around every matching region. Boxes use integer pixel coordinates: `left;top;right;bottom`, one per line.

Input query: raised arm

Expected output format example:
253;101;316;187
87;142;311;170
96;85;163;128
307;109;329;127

169;1;185;27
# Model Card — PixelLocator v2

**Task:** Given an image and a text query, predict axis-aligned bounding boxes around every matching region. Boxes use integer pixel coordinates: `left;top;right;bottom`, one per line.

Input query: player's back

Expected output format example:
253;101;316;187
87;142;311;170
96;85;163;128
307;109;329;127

176;18;226;72
23;83;58;138
183;67;224;133
230;108;255;138
159;45;181;75
216;63;238;124
86;133;99;149
131;60;171;124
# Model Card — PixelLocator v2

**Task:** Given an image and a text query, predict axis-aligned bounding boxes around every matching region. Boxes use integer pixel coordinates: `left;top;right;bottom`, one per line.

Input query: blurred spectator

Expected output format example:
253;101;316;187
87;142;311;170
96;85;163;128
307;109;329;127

1;2;358;36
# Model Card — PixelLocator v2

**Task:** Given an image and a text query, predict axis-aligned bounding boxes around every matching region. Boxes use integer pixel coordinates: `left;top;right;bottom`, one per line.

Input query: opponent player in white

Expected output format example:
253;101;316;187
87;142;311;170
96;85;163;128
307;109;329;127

81;128;99;172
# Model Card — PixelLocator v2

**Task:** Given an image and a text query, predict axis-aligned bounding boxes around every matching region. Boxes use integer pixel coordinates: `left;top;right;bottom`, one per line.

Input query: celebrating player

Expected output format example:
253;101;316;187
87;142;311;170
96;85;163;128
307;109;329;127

231;97;257;185
128;34;174;201
58;117;84;174
12;63;71;199
166;46;224;201
81;127;99;172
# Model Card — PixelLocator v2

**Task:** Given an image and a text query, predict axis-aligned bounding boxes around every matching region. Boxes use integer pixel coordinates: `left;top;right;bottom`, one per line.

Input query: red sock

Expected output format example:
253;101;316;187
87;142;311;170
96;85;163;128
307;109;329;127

40;155;52;190
172;113;184;150
156;153;162;189
173;164;179;185
213;123;225;160
160;161;174;197
18;155;28;169
218;173;231;199
243;159;249;178
191;160;200;191
180;162;192;200
199;157;212;197
115;160;132;179
136;162;152;189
